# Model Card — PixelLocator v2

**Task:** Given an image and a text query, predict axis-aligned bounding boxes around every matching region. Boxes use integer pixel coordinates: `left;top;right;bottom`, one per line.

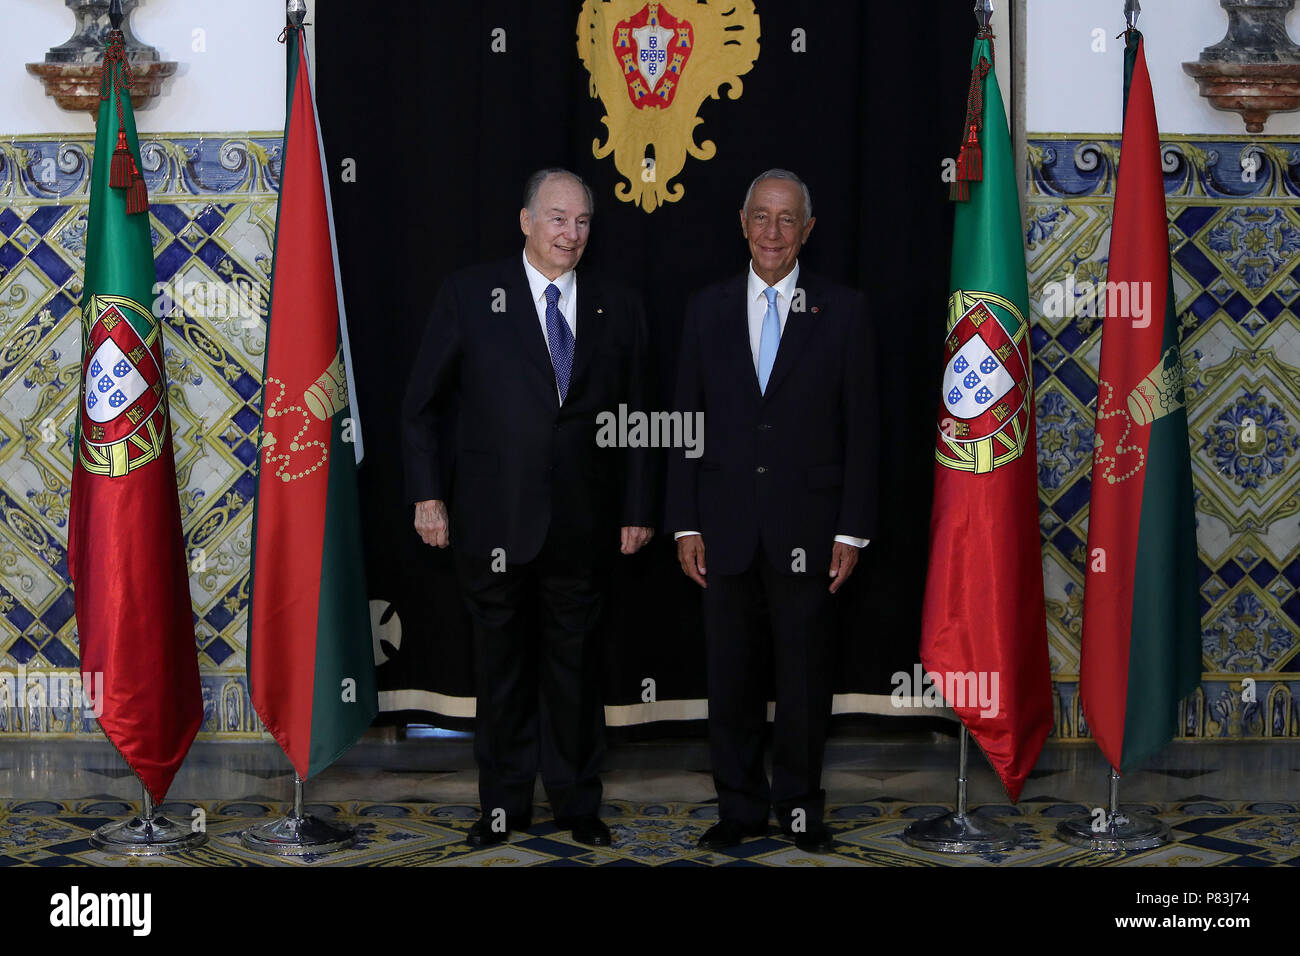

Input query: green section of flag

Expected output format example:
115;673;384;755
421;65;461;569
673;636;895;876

1119;34;1202;768
84;73;153;339
950;39;1028;331
1121;272;1202;770
309;409;378;778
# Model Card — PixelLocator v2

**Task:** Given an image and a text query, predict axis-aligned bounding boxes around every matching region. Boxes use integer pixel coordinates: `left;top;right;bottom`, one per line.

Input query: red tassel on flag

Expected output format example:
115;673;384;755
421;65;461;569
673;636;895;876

959;123;983;181
109;127;133;188
951;54;991;203
100;28;143;209
125;162;149;214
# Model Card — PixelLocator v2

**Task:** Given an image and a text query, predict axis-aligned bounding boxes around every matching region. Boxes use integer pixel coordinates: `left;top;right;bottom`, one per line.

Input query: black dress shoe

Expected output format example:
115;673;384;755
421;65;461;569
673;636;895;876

564;815;612;847
697;819;768;850
789;823;835;854
466;813;531;847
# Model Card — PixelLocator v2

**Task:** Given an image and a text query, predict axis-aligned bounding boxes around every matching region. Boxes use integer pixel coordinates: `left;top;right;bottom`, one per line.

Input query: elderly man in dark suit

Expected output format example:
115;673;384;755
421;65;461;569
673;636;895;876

667;169;878;853
402;168;655;848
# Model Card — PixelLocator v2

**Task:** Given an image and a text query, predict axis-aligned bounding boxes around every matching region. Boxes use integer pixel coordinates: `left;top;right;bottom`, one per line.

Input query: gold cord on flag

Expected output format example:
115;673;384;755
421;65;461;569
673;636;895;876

99;29;148;214
950;30;994;203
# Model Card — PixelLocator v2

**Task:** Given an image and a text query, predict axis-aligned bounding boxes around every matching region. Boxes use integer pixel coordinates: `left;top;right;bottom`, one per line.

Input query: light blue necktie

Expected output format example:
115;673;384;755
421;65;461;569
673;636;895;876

544;282;574;401
757;286;780;394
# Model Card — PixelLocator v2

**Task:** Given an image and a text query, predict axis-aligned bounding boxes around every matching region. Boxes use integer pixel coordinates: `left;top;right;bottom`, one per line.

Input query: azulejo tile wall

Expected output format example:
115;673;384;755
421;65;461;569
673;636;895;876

1028;135;1300;742
0;133;280;738
0;132;1295;743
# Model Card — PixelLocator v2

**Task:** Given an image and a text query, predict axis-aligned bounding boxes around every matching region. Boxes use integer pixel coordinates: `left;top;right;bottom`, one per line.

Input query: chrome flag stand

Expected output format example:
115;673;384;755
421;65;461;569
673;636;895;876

902;725;1020;853
1056;767;1169;851
90;780;207;856
240;775;355;856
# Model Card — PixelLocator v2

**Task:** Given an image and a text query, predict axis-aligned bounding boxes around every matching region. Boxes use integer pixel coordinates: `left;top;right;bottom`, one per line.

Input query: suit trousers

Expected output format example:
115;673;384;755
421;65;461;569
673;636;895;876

702;548;837;829
455;534;607;821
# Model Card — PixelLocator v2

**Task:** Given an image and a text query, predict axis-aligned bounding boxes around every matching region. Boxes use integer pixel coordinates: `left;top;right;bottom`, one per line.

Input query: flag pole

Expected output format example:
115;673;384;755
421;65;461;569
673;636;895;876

1056;766;1170;850
903;0;1023;857
240;774;356;855
90;778;207;855
902;724;1020;853
238;0;361;856
81;0;207;859
1054;0;1174;856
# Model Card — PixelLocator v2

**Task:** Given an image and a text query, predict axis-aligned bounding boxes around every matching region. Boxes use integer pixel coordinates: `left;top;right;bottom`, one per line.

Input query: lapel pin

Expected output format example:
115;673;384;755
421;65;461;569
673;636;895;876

811;306;820;314
596;307;603;314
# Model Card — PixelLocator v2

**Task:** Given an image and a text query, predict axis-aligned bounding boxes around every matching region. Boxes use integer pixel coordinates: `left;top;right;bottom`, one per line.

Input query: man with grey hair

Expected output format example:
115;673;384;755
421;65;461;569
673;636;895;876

403;168;656;848
667;168;879;853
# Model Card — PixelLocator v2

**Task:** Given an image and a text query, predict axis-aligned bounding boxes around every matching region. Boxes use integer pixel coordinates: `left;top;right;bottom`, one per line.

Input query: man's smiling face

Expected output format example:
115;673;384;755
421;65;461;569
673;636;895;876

740;177;815;286
521;174;591;279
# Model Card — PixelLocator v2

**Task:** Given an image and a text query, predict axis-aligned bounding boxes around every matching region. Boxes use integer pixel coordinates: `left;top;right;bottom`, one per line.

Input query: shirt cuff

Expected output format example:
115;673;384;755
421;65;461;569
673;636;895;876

679;531;866;547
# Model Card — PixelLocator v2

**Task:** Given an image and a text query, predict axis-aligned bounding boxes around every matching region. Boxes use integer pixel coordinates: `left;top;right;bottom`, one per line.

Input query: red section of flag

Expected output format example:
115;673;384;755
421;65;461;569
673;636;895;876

248;29;335;777
1080;37;1168;769
920;436;1051;802
68;338;202;804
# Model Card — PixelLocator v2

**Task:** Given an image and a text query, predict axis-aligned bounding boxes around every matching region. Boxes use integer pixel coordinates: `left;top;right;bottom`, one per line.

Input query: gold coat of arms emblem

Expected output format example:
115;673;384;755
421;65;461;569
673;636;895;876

578;0;760;212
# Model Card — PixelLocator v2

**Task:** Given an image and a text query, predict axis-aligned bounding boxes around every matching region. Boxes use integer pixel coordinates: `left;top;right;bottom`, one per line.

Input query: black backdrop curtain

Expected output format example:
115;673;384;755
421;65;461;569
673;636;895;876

316;0;980;734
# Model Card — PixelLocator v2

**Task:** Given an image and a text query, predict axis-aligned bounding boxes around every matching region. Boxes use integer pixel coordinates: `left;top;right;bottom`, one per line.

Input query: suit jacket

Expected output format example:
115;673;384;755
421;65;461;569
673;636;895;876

666;271;878;577
402;255;655;565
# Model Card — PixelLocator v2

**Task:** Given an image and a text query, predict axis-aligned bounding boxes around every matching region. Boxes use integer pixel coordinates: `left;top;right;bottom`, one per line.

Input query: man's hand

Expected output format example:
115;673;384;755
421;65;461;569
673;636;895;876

676;534;707;588
620;526;654;555
414;499;449;548
828;540;860;593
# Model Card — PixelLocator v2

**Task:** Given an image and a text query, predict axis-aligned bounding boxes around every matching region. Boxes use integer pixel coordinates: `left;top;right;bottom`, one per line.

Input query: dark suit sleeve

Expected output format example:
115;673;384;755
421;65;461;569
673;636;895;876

665;290;705;533
838;291;879;541
400;276;461;505
620;286;658;527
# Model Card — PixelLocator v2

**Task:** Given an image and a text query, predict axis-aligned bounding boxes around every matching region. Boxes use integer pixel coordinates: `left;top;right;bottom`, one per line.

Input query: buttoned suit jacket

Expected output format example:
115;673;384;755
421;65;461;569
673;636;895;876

666;271;878;577
402;255;655;565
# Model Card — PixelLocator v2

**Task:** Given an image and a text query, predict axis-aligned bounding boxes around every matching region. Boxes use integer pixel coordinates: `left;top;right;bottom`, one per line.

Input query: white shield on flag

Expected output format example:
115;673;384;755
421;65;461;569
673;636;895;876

942;335;1016;421
85;336;148;425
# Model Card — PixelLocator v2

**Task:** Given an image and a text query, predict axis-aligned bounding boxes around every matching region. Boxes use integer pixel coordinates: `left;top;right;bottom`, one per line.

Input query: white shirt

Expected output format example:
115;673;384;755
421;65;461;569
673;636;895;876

522;250;577;401
675;259;868;551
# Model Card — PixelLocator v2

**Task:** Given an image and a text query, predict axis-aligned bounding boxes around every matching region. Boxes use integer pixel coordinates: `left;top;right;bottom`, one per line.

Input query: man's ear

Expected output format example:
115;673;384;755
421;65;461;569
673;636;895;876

738;209;748;238
520;207;531;237
801;215;816;243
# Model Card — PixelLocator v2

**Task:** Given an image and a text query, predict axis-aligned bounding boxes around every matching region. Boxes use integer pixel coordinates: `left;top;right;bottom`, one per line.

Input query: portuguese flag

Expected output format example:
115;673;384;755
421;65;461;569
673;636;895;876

247;21;376;779
919;29;1053;803
1079;31;1201;773
67;27;202;803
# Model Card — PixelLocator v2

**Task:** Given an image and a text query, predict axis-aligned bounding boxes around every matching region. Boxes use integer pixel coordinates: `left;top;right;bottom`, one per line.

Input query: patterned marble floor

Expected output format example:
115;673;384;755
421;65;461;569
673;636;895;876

2;796;1298;866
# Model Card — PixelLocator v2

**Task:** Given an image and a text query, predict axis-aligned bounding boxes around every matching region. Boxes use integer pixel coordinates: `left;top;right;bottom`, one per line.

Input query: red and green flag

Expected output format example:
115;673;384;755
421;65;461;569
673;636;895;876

919;28;1054;802
247;20;377;779
68;28;203;803
1079;30;1201;773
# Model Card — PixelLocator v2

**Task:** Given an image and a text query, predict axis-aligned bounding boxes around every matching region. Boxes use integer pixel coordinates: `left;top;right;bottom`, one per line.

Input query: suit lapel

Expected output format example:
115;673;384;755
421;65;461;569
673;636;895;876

762;273;819;401
716;276;762;404
568;268;609;396
504;257;561;408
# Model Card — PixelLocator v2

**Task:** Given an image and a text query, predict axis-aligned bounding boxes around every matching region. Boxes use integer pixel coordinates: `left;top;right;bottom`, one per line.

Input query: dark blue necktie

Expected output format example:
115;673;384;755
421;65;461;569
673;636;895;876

544;283;574;401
